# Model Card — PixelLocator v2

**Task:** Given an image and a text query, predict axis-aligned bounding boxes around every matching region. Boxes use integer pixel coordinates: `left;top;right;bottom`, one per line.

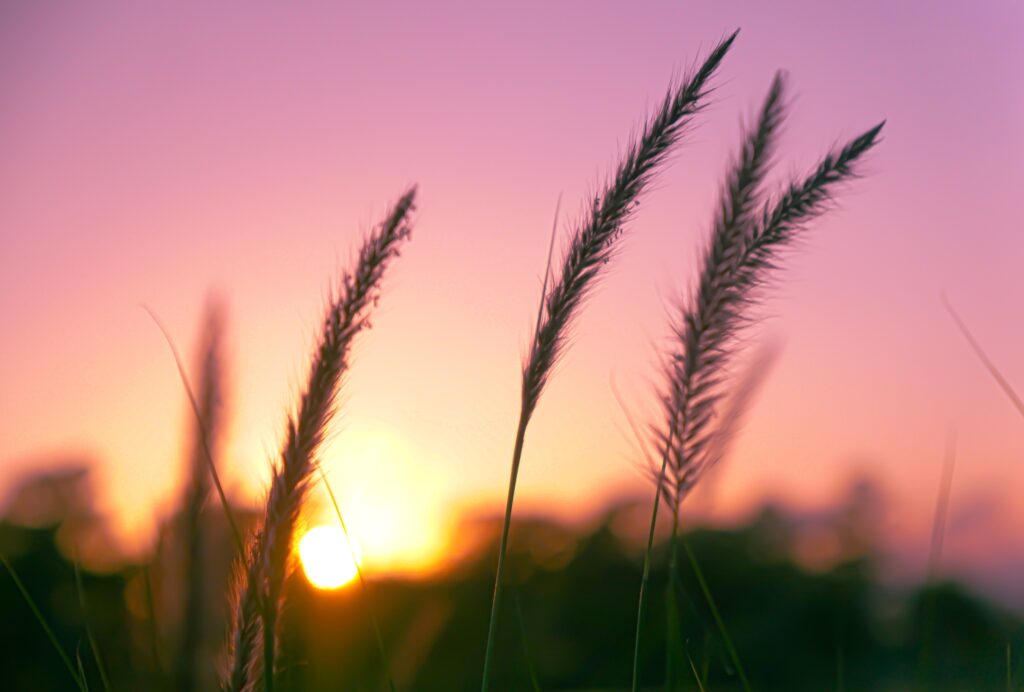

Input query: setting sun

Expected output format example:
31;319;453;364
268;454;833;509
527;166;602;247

298;525;360;590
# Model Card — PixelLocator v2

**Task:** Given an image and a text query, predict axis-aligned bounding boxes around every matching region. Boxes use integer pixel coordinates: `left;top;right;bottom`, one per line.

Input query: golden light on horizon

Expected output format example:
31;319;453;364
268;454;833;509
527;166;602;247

298;525;360;590
316;423;451;576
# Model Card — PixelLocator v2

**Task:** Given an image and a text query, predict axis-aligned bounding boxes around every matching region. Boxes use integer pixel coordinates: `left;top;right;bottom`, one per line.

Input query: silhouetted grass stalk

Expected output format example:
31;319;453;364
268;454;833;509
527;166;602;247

74;559;113;692
144;307;246;560
633;71;786;691
640;67;883;688
1;553;86;691
176;302;226;692
480;32;738;691
943;296;1024;420
665;513;681;688
141;564;165;686
681;535;749;690
918;427;957;688
631;429;673;692
224;188;416;692
318;468;395;692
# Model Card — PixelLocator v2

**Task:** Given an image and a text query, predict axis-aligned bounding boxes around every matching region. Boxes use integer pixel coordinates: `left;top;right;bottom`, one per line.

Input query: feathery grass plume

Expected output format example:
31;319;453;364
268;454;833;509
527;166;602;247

631;68;786;692
224;187;417;692
640;70;883;687
660;106;883;514
480;30;738;692
176;300;226;692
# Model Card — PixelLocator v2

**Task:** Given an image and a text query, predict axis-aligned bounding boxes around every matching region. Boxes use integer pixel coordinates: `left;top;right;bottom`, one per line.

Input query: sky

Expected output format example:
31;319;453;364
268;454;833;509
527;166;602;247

1;1;1023;601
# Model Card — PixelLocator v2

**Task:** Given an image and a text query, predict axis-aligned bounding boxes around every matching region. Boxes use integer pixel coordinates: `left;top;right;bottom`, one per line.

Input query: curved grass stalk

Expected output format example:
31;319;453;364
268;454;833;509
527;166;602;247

224;187;417;692
641;68;883;688
2;553;86;691
318;468;396;692
480;32;738;691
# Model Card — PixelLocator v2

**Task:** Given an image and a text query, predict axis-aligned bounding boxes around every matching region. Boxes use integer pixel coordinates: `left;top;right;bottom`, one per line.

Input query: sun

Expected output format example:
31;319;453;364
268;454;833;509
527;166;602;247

298;525;360;590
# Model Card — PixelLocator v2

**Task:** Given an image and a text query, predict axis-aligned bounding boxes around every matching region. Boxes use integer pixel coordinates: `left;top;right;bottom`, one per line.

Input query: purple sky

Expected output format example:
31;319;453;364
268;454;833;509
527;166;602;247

1;1;1023;600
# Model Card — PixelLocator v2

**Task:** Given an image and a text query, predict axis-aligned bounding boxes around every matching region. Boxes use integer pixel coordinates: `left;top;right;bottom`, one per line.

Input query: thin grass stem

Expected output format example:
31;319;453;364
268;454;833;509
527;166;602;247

665;515;681;690
681;535;751;692
318;468;395;692
481;33;738;690
943;295;1024;420
74;560;112;692
918;427;957;689
631;430;674;692
143;306;246;560
514;591;542;692
2;553;86;691
141;563;165;687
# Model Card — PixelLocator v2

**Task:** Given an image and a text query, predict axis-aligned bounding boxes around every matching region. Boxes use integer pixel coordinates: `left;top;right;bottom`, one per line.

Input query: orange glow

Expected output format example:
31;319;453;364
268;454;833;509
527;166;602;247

314;422;450;576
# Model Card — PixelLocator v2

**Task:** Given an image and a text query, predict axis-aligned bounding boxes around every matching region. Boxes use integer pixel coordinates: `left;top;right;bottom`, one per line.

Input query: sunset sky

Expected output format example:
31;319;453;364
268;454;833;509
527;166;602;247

1;2;1023;602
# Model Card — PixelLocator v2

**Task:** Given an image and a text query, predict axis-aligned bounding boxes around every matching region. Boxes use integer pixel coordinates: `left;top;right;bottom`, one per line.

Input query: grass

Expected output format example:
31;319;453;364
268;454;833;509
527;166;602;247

628;64;883;689
74;560;112;692
2;553;86;691
1;29;912;692
318;467;396;692
481;30;739;691
225;187;417;691
943;295;1024;420
919;428;957;688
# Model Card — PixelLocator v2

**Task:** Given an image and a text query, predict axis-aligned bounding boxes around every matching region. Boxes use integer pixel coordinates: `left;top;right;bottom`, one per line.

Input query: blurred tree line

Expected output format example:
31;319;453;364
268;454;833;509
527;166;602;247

3;305;1019;690
1;464;1021;691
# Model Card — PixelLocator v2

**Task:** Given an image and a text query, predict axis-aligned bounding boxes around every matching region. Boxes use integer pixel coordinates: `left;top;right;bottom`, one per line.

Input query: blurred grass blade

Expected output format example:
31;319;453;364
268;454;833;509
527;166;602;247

631;433;672;692
74;560;113;692
77;650;91;692
943;295;1024;420
918;428;956;688
686;647;707;692
681;536;752;692
514;591;542;692
318;468;395;692
143;305;247;560
2;553;87;691
141;563;165;683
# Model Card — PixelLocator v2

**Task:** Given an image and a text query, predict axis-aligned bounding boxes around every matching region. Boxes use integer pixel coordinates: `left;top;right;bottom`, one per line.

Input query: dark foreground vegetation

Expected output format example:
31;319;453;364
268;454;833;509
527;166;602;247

1;467;1019;691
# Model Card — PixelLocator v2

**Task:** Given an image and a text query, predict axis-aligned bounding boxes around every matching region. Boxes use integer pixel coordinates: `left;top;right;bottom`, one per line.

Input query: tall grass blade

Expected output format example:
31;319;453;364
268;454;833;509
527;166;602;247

513;591;542;692
943;295;1024;420
74;560;113;692
635;71;786;689
481;32;738;691
77;650;91;692
686;647;707;692
1;553;86;691
644;66;882;689
665;518;682;690
175;301;226;692
141;563;165;686
318;468;395;692
682;536;751;691
225;187;417;692
631;427;673;692
144;306;246;560
918;428;957;689
1007;642;1012;692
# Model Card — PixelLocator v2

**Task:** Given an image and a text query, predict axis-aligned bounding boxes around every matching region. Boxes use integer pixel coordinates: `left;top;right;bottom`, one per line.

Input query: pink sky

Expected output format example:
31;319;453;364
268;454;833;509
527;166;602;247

2;2;1023;599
